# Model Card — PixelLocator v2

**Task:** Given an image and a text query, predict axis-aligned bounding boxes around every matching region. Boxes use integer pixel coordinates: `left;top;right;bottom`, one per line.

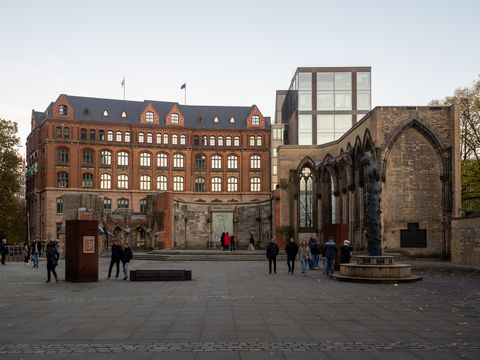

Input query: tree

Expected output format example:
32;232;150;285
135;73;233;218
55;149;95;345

0;119;26;243
430;77;480;214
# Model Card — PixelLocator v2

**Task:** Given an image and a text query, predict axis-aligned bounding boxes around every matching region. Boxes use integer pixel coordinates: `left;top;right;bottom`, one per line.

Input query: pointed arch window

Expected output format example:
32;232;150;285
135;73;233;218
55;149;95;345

299;167;314;228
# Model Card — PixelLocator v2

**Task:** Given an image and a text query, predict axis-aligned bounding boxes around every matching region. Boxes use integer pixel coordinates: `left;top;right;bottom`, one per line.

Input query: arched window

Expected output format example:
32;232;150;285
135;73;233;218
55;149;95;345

251;115;260;126
107;130;113;141
157;176;167;190
234;136;240;146
140;175;151;190
56;148;69;164
256;136;262;146
116;131;122;142
211;177;222;192
213;116;219;123
173;176;184;191
249;136;255;146
59;105;68;116
140;152;151;167
211;155;222;169
146;111;154;122
157;153;168;168
63;127;70;139
156;133;162;144
226;136;232;146
57;172;68;188
117;151;129;166
195;177;205;192
80;128;87;140
124;131;131;142
173;153;184;168
117;198;129;209
299;167;314;228
83;150;93;164
227;155;238;170
227;177;238;192
163;133;169;144
82;173;94;189
250;177;261;192
171;113;179;124
100;150;112;165
329;174;337;224
209;136;215;146
193;135;199;145
250;155;261;169
172;134;178;144
138;132;145;143
89;129;96;141
121;111;127;118
229;116;235;123
146;133;153;144
118;174;129;189
180;134;186;145
195;155;206;169
103;109;109;117
99;130;105;141
202;135;208;146
217;136;224;146
56;126;62;138
100;174;111;189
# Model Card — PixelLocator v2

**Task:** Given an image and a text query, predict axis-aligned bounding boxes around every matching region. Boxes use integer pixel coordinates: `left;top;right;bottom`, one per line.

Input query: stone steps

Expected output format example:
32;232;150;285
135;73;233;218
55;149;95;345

133;250;287;261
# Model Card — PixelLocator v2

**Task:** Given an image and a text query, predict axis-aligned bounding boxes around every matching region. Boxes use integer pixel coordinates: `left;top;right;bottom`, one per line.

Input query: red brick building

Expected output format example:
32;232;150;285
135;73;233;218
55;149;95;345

26;95;271;248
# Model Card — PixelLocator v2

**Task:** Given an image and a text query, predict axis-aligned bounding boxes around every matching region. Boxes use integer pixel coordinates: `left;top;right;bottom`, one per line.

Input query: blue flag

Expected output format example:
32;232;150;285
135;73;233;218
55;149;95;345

180;83;186;90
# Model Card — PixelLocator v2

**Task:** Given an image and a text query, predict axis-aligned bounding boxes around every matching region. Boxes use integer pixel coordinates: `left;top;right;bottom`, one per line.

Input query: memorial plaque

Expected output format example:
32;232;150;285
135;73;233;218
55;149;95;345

83;236;95;253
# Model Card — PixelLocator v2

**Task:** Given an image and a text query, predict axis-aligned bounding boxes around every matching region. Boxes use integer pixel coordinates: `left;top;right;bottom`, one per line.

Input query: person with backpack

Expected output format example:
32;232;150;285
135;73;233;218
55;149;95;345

285;237;299;274
45;239;59;282
265;239;279;274
323;236;338;277
121;243;133;280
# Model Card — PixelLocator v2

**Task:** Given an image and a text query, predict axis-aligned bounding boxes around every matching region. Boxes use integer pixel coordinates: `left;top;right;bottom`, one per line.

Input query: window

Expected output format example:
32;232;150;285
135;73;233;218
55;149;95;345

124;131;131;142
234;136;240;146
195;177;205;192
89;129;96;141
157;153;168;167
250;177;261;192
116;131;122;142
211;177;222;192
357;72;371;111
101;150;112;165
103;110;109;117
104;197;112;210
107;130;113;141
163;133;169;144
229;116;235;123
100;174;112;189
202;135;207;146
146;111;154;122
173;153;184;168
157;176;167;190
83;149;93;164
173;176;184;191
138;132;144;143
118;198;129;209
57;172;68;188
193;136;199;145
227;177;238;192
56;126;62;138
140;175;151;190
156;133;162;144
99;130;105;141
146;133;153;144
140;198;147;213
56;148;69;164
298;72;312;111
121;111;127;118
56;197;63;213
299;167;314;228
249;136;255;146
171;113;179;124
273;128;283;140
140;152;151;167
118;151;129;166
172;134;178;144
226;136;232;146
59;105;68;116
80;128;87;140
209;136;215;146
334;72;352;110
218;136;224;146
250;155;261;169
227;155;238;170
256;136;262;146
251;115;260;126
180;135;186;145
118;174;129;189
195;155;206;169
213;116;219;123
298;114;312;145
82;173;94;189
272;148;277;158
317;72;334;111
272;165;277;175
211;155;222;169
63;127;70;139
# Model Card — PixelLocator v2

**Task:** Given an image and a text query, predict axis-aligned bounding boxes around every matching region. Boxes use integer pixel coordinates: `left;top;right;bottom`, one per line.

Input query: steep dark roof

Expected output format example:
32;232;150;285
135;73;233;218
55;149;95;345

32;110;45;124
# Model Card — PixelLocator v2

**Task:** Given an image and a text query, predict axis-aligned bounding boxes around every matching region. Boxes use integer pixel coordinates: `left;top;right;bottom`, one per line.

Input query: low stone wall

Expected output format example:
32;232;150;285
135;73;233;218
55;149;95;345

451;217;480;266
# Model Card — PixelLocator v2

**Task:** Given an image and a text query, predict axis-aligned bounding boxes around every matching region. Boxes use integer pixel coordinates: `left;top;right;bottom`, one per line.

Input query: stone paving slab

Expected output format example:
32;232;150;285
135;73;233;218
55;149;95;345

0;258;479;359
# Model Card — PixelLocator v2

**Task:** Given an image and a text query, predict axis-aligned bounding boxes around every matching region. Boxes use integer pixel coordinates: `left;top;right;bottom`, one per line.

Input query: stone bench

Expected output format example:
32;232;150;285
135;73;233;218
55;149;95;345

129;269;192;281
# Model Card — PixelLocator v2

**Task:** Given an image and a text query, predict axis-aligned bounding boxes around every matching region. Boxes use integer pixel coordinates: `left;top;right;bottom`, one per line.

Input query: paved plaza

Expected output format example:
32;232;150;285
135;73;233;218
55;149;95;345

0;258;479;359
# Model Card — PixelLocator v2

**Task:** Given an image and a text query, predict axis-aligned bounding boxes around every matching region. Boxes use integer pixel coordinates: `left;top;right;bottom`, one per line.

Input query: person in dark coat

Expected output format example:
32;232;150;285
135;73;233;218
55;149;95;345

220;232;225;251
23;241;30;263
285;237;299;274
340;240;352;264
248;233;255;251
266;239;279;274
121;243;133;280
324;236;338;276
108;239;123;279
45;240;59;282
0;239;8;265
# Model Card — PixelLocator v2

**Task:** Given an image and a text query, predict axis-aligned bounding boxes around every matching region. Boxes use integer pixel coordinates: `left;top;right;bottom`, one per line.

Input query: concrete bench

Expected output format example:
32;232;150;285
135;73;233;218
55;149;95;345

129;269;192;281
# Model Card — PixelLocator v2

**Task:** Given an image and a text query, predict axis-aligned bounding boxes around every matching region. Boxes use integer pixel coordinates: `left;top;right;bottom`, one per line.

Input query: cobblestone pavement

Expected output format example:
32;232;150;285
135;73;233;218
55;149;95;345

0;258;479;360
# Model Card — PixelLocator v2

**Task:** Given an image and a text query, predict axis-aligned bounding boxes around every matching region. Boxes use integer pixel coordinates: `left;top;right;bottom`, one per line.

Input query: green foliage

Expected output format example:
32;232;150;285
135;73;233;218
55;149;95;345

0;118;25;243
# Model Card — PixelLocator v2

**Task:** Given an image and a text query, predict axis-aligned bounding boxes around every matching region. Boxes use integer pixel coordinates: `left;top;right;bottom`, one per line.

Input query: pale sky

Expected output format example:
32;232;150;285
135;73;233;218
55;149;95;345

1;0;479;153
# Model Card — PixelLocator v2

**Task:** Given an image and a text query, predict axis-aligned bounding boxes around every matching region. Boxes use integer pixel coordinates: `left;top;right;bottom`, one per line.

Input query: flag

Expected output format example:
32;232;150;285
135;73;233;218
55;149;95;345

121;77;125;87
180;83;186;90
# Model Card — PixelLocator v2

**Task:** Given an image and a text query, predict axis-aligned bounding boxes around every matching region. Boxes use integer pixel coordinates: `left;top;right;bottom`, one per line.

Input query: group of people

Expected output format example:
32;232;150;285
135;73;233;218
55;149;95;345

220;232;236;251
266;236;352;277
107;240;133;280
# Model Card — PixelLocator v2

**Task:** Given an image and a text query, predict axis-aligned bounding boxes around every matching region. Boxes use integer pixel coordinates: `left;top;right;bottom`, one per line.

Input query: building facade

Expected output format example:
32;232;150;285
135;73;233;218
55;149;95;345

26;95;271;249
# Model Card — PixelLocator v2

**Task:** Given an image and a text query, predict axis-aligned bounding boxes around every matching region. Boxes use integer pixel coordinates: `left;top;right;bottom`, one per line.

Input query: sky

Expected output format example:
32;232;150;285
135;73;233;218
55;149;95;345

1;0;479;154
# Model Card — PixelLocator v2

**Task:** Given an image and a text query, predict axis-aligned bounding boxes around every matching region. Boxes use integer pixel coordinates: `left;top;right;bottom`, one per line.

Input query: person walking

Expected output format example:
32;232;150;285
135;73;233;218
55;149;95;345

310;238;321;270
248;233;255;251
45;239;59;282
0;239;8;265
340;240;352;264
107;239;123;279
224;232;231;252
266;239;279;274
285;237;299;274
31;238;42;268
121;243;133;280
324;236;338;277
23;241;31;263
298;240;312;276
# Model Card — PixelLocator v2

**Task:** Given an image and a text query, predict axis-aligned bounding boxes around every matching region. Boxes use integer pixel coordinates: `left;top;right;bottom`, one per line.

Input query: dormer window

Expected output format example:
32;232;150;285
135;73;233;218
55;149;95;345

121;111;127;118
229;116;235;123
59;105;68;116
146;111;154;122
213;116;219;123
171;113;179;124
103;110;109;117
252;115;260;126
